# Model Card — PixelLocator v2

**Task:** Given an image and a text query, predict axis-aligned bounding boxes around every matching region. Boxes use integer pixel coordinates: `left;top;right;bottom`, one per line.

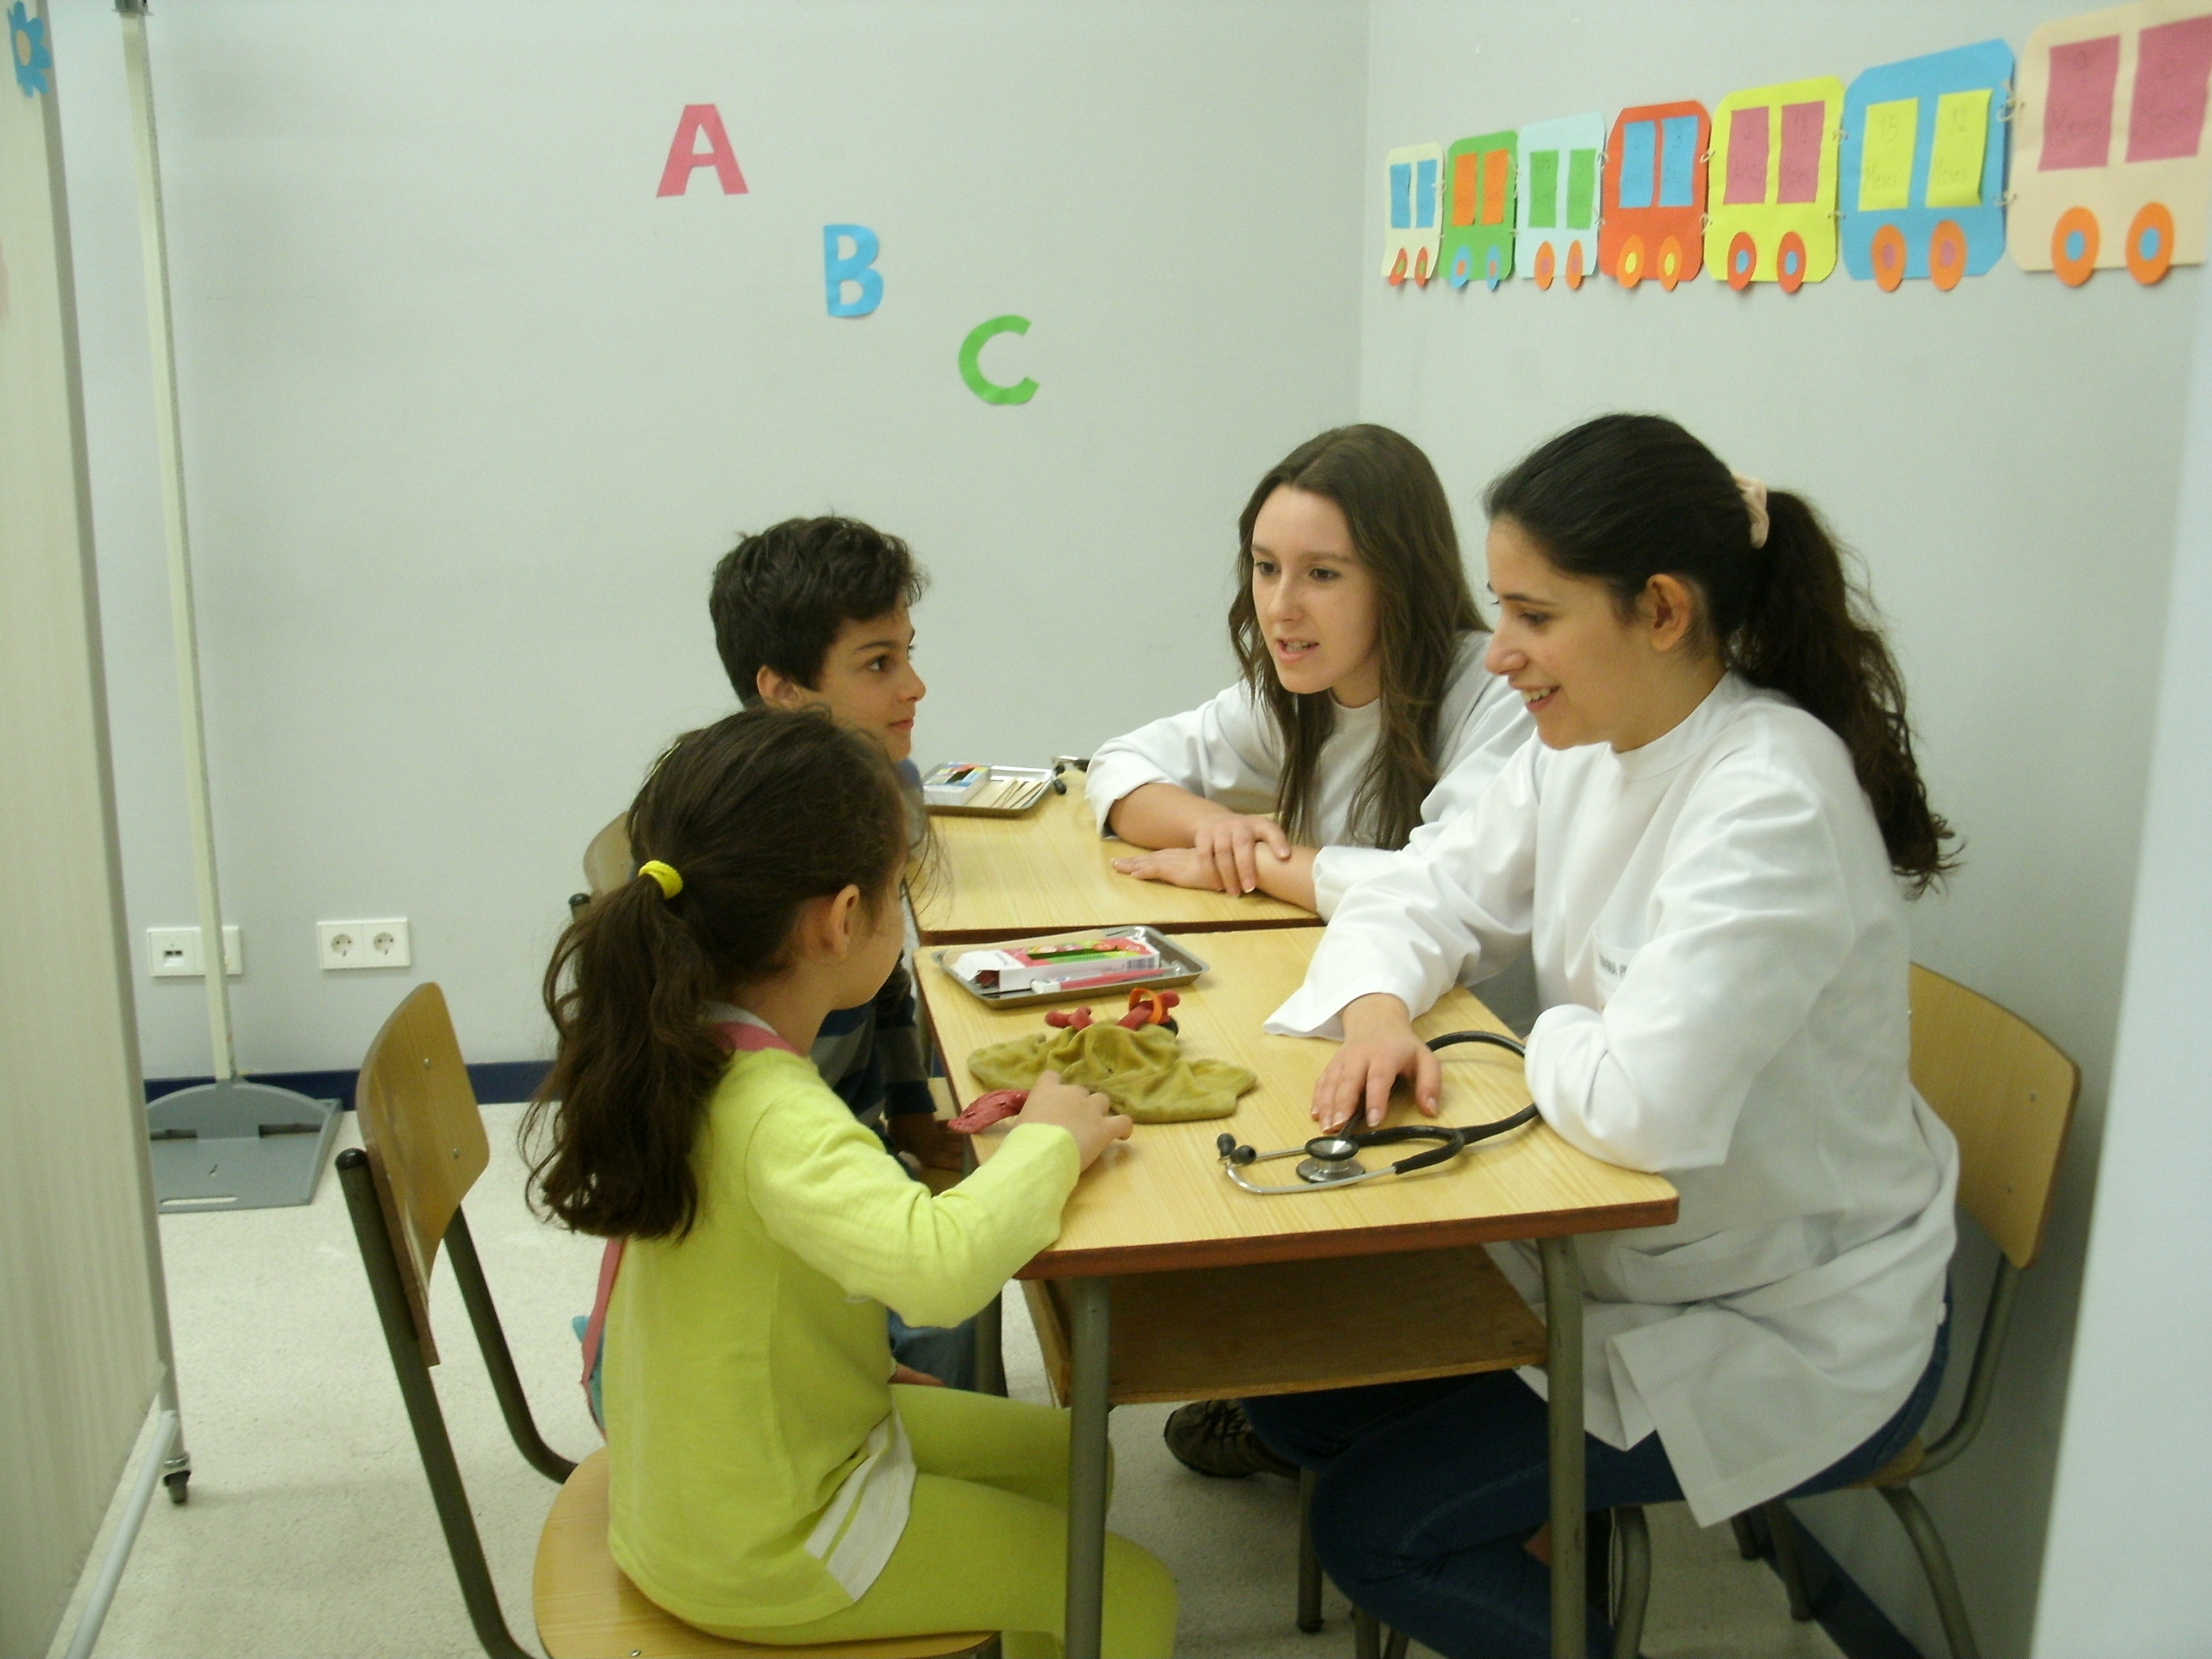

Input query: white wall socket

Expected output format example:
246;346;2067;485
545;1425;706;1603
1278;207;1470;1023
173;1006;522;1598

317;917;411;971
147;925;242;978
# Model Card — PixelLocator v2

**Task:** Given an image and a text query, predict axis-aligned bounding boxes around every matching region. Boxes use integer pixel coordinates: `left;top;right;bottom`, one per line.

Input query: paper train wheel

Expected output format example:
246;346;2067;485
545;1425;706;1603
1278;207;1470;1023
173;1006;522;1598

1928;221;1966;291
1485;245;1505;290
1564;240;1586;289
1871;224;1907;293
1618;234;1647;289
1447;244;1474;289
1726;231;1756;291
1776;232;1808;294
1388;248;1408;286
2128;202;2174;286
2052;208;2099;287
1534;241;1556;289
1413;246;1432;286
1658;235;1683;291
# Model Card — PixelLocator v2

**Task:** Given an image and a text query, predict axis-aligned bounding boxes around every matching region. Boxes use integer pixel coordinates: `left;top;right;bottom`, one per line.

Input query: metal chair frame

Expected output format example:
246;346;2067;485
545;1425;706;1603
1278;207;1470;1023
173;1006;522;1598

340;1145;573;1659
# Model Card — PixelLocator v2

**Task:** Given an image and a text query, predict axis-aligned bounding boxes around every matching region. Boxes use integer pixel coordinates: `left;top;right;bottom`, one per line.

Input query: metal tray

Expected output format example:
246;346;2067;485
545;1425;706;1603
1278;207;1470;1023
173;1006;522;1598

935;924;1211;1009
924;765;1056;817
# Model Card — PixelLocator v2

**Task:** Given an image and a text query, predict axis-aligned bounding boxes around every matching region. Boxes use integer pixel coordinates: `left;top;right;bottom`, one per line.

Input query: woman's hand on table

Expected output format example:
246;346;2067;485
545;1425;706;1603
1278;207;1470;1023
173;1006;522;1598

1312;994;1438;1131
1112;845;1227;890
1008;1070;1133;1171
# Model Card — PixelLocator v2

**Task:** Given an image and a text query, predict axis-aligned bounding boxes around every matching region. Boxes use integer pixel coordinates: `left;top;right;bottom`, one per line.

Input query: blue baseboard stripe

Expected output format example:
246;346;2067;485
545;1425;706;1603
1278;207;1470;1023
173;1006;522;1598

145;1060;551;1109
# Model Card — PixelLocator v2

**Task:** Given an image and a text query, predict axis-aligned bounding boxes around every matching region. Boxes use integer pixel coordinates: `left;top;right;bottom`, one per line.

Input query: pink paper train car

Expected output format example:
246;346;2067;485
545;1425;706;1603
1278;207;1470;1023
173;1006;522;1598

2010;2;2212;285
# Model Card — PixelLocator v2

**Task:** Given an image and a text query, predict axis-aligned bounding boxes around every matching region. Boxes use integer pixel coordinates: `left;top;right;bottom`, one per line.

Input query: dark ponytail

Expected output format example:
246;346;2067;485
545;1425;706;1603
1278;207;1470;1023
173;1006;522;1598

524;707;914;1239
1485;414;1956;894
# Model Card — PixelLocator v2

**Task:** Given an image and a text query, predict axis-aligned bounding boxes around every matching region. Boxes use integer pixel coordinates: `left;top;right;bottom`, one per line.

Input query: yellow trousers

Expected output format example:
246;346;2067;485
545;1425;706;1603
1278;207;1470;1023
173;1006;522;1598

710;1385;1177;1658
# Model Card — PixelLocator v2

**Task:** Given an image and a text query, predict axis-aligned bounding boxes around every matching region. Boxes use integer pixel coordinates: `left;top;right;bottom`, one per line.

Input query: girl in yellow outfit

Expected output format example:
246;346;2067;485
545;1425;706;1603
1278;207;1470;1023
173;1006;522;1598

528;708;1177;1657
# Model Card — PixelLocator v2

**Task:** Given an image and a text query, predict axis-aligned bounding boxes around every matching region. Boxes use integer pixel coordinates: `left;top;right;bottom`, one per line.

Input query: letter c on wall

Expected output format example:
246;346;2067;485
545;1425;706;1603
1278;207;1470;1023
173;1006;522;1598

957;315;1038;405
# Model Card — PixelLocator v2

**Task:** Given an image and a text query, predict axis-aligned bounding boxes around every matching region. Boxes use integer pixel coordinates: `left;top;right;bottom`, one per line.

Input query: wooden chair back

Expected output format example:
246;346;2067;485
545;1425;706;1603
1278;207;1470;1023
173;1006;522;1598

1907;964;2079;1271
354;983;489;1364
582;813;634;898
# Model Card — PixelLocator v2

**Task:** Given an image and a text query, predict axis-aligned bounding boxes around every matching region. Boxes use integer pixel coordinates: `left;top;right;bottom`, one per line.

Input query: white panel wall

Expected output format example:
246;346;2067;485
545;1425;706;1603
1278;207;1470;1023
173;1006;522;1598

2030;190;2212;1659
50;0;1368;1078
0;15;168;1652
1359;4;2197;1655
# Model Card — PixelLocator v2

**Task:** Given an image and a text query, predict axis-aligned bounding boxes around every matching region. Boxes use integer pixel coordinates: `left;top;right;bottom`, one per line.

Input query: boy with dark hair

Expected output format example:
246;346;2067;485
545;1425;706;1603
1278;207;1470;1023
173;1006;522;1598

709;517;973;1386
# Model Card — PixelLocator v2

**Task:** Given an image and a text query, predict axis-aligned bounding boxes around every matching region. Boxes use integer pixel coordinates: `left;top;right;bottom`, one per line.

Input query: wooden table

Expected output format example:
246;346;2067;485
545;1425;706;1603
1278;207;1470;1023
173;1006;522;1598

916;929;1677;1659
912;776;1314;943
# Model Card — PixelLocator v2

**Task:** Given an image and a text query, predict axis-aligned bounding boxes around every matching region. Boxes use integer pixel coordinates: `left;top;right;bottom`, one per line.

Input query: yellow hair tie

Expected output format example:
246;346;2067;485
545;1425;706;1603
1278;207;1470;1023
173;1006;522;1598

638;860;683;900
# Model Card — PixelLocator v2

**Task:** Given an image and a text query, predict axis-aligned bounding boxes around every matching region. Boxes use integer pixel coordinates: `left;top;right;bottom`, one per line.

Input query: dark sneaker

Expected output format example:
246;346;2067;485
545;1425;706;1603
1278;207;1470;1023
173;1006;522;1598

1163;1398;1298;1478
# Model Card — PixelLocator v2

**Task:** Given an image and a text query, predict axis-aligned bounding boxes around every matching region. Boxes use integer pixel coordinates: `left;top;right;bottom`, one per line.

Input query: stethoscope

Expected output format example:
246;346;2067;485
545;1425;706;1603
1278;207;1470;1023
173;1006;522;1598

1216;1030;1538;1194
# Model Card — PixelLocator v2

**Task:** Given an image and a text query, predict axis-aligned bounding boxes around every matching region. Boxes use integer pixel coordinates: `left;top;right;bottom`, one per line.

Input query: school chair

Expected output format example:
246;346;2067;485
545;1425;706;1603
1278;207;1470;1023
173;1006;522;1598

340;982;996;1659
1604;964;2080;1659
570;812;634;916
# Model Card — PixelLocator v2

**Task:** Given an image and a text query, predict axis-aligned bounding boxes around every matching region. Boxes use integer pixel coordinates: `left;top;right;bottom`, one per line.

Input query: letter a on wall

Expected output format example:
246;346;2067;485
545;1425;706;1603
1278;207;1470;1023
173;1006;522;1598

658;105;749;197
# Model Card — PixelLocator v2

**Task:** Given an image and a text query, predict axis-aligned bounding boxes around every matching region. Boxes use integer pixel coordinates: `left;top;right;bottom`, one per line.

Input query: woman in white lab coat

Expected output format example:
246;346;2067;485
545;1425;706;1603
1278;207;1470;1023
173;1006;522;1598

1246;414;1960;1659
1089;424;1530;927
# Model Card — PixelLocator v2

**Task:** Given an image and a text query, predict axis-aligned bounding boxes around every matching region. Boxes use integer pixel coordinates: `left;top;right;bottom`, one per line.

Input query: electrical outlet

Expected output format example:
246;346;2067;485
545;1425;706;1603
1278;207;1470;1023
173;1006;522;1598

319;918;411;971
147;926;242;978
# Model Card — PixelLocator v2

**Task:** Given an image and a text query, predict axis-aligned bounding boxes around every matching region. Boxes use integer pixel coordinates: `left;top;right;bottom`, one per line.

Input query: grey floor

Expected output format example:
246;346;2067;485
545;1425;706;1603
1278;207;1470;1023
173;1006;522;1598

62;1105;1842;1659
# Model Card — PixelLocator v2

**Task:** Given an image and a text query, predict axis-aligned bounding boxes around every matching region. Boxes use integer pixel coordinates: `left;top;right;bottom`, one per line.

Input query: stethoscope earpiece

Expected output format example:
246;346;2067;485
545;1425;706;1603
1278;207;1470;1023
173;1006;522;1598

1216;1030;1538;1194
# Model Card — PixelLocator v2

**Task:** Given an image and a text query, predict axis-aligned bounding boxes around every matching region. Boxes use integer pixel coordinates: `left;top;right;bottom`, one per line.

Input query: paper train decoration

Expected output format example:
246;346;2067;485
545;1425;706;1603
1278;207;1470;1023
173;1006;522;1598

1381;0;2212;293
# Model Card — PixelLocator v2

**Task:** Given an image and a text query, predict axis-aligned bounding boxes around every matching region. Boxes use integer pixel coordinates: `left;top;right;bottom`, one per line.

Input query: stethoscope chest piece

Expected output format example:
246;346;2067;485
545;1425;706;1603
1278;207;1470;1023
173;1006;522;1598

1214;1029;1540;1196
1295;1136;1369;1184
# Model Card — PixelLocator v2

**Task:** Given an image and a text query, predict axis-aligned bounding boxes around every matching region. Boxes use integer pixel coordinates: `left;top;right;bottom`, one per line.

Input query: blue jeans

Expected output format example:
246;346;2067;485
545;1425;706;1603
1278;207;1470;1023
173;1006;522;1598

1243;1309;1950;1659
890;1310;978;1392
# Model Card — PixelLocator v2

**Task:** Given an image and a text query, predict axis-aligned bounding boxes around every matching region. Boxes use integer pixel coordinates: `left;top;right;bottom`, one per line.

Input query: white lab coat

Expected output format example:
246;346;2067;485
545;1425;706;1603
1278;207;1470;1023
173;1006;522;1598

1087;634;1536;1026
1265;673;1958;1524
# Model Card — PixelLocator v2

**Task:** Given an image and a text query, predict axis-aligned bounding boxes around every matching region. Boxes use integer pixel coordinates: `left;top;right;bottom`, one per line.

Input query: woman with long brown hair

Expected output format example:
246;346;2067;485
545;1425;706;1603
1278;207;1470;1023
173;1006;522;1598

1092;423;1535;1482
1253;414;1960;1657
1091;423;1530;920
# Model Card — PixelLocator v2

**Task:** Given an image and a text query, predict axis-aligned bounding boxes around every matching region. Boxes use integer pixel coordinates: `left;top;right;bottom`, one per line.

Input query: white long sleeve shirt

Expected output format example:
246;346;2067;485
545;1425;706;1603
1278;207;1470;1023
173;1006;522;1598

1266;673;1958;1523
1086;633;1536;1025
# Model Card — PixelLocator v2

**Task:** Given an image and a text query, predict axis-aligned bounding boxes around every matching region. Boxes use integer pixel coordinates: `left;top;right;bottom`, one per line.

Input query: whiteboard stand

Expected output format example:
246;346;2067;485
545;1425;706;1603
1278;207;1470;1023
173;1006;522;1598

117;0;340;1211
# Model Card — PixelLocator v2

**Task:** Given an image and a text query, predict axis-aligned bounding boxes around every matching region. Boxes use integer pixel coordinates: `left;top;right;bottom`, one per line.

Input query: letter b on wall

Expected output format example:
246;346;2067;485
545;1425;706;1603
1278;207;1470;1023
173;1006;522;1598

824;226;883;317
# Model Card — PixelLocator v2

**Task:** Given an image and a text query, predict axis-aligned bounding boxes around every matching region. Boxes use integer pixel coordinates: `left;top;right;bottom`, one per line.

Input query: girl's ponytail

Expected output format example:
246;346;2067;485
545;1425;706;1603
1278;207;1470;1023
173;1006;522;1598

525;708;914;1239
1739;491;1955;893
1486;414;1957;894
531;871;728;1239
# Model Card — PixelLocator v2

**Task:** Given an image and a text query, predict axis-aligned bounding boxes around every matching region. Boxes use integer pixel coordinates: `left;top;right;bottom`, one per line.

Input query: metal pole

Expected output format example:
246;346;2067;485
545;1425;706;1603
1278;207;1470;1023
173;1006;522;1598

1540;1237;1587;1659
57;1404;180;1659
1063;1276;1110;1659
117;0;233;1079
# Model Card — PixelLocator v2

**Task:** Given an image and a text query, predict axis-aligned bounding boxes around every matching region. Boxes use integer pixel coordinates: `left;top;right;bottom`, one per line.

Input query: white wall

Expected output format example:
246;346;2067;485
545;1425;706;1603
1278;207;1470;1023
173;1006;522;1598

51;0;1368;1079
2029;183;2212;1659
1358;4;2197;1655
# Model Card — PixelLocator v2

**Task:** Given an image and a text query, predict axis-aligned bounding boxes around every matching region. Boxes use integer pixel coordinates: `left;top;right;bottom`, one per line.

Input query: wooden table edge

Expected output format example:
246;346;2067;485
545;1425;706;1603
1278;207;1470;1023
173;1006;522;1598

916;914;1319;947
1013;1195;1681;1279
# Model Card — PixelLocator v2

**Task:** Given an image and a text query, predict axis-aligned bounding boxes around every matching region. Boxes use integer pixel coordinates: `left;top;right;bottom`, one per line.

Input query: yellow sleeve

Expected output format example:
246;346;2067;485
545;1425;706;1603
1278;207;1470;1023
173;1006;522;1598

742;1078;1078;1329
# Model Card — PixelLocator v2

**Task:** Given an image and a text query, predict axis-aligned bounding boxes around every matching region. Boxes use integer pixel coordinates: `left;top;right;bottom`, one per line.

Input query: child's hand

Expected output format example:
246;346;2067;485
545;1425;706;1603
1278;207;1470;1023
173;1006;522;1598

1009;1070;1133;1171
891;1363;946;1387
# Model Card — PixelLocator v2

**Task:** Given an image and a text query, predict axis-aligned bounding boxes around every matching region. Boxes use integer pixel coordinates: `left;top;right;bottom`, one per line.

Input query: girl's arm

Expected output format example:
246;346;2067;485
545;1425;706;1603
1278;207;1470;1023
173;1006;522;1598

1112;803;1316;905
745;1081;1082;1330
1087;682;1281;840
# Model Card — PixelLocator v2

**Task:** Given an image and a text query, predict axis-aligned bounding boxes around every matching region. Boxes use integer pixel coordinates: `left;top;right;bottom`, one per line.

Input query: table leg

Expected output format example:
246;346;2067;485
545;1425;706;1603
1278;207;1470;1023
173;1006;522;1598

1540;1237;1586;1659
1065;1276;1110;1659
974;1289;1006;1396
